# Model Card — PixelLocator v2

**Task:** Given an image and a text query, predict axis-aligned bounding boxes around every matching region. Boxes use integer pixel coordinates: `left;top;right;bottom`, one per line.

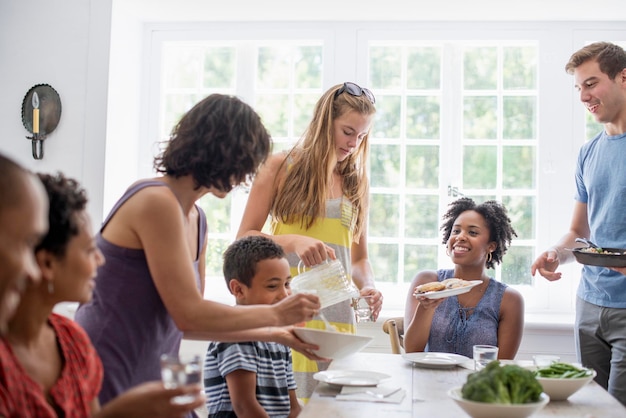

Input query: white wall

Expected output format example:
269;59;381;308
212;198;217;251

0;0;112;224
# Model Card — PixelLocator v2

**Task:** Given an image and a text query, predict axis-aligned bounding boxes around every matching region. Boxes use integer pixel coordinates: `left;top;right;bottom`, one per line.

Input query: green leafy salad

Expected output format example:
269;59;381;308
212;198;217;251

534;362;593;379
461;361;543;404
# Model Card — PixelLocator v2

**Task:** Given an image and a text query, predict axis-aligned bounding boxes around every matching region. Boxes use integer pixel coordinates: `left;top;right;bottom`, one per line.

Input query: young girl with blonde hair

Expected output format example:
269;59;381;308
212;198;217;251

238;82;383;400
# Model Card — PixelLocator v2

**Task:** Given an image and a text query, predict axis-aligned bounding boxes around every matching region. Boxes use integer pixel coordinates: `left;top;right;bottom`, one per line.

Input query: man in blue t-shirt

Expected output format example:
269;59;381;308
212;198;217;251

532;41;626;406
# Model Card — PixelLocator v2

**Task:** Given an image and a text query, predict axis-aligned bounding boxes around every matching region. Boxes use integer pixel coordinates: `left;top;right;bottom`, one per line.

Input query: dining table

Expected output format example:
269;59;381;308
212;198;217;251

299;352;626;417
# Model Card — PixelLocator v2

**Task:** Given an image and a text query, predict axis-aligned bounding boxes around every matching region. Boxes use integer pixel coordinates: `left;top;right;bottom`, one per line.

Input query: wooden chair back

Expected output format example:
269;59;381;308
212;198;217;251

382;317;404;354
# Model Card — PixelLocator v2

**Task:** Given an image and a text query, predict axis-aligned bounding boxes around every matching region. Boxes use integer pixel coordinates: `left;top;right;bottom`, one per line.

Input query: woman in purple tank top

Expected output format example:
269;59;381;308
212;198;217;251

403;198;524;360
74;94;322;407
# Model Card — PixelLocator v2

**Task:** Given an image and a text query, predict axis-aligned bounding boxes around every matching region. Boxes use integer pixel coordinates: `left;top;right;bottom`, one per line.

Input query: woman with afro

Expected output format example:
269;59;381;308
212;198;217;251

403;198;524;359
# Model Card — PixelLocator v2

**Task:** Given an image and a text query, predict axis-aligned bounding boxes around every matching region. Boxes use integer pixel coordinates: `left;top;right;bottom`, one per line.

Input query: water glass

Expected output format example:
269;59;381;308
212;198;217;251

160;354;202;404
473;344;498;371
352;296;374;323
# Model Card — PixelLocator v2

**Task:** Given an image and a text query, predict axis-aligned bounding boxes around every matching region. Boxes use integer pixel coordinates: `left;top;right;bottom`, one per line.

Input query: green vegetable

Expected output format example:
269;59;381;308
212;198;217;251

461;361;543;404
534;362;593;379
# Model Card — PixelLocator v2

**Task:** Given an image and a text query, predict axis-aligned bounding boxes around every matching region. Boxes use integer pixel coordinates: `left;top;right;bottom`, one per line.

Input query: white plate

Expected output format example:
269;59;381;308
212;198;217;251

414;280;482;299
402;352;470;369
313;370;391;387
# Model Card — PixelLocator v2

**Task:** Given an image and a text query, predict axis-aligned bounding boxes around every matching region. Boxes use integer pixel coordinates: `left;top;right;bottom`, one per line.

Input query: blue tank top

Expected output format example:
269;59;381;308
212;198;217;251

427;269;506;359
74;180;207;406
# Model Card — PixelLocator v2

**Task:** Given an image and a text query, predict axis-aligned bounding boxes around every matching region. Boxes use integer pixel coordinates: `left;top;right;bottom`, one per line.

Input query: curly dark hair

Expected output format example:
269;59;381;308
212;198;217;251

154;94;271;192
440;197;517;269
223;236;286;289
35;172;88;257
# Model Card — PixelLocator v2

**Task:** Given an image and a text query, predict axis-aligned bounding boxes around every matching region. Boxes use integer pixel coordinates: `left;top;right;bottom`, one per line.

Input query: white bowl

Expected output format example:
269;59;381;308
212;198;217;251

448;387;549;418
293;328;373;359
536;369;597;401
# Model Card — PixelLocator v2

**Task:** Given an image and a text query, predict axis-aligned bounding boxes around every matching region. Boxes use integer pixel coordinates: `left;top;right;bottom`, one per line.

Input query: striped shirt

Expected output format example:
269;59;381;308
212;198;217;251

203;341;296;417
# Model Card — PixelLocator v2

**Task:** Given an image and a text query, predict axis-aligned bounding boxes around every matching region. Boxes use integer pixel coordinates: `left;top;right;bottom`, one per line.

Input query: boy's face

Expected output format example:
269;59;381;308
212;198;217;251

233;257;292;306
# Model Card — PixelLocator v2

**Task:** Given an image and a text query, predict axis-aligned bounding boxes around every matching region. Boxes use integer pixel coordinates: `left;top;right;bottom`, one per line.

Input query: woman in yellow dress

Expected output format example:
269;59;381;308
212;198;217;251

237;82;383;401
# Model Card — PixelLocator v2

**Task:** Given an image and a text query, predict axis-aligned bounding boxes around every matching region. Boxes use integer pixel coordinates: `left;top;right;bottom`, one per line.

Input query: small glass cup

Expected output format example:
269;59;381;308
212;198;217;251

473;344;499;371
351;296;375;323
160;354;202;404
533;354;561;368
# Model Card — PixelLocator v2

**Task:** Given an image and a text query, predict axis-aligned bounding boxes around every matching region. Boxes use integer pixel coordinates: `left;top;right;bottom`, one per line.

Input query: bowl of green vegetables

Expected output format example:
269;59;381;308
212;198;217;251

448;361;549;418
535;362;596;401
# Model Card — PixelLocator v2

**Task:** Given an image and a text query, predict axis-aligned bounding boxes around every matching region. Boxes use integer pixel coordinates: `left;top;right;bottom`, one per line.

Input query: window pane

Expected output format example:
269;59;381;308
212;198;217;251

370;144;400;188
163;93;204;138
369;243;399;283
205;238;231;277
407;47;441;90
464;46;497;90
585;112;603;140
203;48;237;88
405;195;439;239
370;46;402;89
503;146;536;189
373;95;402;138
463;145;497;189
369;194;399;237
163;43;202;89
406;96;440;139
503;46;537;90
294;93;321;137
406;145;439;189
294;46;323;88
503;96;536;139
197;195;232;233
256;94;289;137
502;195;535;240
404;245;438;282
464;97;497;139
501;246;534;286
257;46;291;89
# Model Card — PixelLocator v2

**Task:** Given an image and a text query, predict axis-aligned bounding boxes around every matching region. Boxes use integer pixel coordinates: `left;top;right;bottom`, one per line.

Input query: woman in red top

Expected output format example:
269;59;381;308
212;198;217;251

0;172;204;417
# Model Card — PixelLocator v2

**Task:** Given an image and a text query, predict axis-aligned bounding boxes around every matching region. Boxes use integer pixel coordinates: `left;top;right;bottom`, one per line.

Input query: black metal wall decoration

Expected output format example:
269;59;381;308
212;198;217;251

21;84;62;160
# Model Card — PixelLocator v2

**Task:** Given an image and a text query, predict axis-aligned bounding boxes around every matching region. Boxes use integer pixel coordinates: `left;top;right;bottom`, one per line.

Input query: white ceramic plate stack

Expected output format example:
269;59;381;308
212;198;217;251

401;352;470;369
313;370;391;387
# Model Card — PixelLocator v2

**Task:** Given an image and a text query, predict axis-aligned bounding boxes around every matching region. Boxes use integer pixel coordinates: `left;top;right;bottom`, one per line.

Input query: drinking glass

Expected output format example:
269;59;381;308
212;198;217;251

473;345;498;371
351;296;375;323
160;354;202;404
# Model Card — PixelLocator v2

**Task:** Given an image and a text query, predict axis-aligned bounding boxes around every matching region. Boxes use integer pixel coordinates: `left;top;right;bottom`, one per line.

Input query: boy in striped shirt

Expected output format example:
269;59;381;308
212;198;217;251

203;236;301;417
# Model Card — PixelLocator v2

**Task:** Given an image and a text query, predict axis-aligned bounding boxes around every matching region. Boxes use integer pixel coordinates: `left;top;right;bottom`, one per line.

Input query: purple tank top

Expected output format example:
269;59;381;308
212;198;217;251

427;269;506;359
75;180;207;405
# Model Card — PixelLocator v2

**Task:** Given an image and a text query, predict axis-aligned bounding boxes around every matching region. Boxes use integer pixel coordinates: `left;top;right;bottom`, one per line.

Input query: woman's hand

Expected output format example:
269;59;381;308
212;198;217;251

96;381;205;418
273;293;321;326
293;236;336;267
359;287;383;321
270;326;330;361
415;296;445;312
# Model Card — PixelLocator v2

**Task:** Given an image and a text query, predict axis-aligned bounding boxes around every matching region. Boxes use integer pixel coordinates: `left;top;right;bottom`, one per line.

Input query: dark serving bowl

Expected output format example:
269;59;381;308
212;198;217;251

571;247;626;268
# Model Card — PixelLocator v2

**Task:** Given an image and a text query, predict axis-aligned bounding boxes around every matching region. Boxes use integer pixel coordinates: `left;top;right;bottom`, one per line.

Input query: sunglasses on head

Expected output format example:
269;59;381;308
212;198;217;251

334;82;376;104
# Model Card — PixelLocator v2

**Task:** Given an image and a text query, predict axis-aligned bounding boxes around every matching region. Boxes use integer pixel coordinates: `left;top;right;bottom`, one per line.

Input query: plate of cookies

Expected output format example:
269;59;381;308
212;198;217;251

412;278;482;299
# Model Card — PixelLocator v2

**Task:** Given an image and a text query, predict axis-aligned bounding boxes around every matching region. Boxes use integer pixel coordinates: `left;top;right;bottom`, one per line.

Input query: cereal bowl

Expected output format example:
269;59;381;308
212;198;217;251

293;328;372;359
448;387;549;418
536;369;597;401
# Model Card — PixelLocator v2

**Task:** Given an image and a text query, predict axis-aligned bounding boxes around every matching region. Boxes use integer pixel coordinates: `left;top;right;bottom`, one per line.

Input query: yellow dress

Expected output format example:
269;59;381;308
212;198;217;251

271;196;357;401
